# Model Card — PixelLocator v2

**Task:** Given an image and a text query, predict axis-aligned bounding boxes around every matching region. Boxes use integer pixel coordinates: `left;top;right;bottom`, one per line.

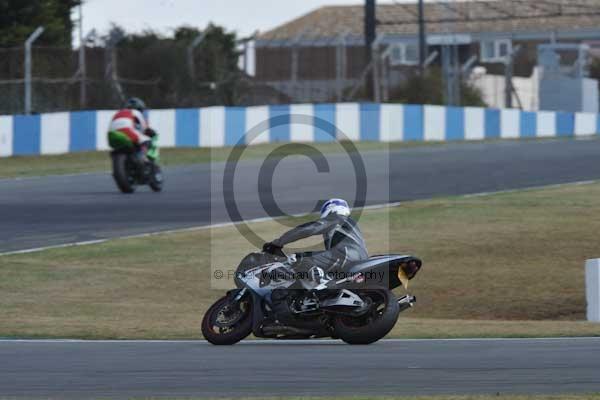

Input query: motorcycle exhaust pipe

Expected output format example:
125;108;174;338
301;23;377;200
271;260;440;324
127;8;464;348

398;295;416;313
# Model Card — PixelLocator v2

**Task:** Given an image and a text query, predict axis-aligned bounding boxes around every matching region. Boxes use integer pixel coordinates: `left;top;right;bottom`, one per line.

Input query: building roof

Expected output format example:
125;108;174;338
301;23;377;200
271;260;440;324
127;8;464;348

258;0;600;42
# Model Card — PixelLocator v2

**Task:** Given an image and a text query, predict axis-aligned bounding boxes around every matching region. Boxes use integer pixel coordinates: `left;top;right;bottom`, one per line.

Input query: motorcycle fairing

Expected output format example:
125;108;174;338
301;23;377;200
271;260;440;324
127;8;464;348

341;255;423;290
235;254;422;338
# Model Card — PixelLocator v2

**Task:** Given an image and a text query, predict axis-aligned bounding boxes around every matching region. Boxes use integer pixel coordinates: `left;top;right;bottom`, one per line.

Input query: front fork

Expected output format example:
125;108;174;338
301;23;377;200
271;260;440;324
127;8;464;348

226;288;263;336
228;288;247;302
146;135;160;163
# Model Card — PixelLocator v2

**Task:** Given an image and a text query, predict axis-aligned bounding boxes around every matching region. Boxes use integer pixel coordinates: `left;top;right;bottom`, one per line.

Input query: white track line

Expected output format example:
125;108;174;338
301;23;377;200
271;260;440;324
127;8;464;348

0;171;107;183
0;203;405;257
1;179;596;257
461;180;597;198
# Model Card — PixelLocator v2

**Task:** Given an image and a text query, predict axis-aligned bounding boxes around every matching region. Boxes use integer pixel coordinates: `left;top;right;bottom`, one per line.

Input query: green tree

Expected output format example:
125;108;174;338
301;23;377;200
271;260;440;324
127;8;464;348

0;0;81;47
390;68;486;107
109;23;242;107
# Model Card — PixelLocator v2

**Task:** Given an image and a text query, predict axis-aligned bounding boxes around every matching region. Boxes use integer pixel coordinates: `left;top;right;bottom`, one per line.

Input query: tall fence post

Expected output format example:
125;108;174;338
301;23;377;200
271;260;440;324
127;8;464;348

290;31;305;100
586;259;600;322
453;43;461;105
504;45;522;109
78;32;96;109
418;0;427;75
365;0;376;101
188;32;206;81
77;5;89;109
336;32;349;102
24;26;44;115
79;43;87;109
371;34;385;103
239;31;258;76
104;31;125;105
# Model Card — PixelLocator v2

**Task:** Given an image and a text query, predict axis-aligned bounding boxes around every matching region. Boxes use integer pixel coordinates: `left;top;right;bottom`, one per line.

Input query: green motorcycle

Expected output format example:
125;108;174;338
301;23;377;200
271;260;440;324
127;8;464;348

108;132;163;194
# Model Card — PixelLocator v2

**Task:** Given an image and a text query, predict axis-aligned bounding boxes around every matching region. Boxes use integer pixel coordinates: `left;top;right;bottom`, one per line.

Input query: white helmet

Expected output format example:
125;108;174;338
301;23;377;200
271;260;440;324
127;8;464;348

320;198;351;219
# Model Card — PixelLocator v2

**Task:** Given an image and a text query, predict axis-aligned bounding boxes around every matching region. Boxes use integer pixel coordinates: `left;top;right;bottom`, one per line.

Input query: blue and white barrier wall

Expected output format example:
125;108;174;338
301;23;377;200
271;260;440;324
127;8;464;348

1;103;600;157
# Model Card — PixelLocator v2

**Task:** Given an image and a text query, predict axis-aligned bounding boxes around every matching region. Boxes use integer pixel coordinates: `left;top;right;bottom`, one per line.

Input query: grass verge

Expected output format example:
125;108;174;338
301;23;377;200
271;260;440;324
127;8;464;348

0;137;569;179
0;141;423;179
1;183;600;339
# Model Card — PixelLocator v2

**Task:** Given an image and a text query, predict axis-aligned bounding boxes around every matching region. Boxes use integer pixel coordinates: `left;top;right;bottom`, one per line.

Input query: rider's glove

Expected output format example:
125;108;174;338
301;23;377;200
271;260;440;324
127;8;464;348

262;242;282;255
144;128;157;138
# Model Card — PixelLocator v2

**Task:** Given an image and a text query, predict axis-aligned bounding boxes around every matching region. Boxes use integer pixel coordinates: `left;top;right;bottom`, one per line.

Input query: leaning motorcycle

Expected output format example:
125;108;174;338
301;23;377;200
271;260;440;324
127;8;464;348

108;132;163;194
202;250;422;345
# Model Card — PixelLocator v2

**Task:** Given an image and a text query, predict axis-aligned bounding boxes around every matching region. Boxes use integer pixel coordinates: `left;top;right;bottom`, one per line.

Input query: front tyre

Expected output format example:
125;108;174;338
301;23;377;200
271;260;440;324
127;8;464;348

112;153;136;194
149;163;163;192
333;288;400;345
202;295;253;345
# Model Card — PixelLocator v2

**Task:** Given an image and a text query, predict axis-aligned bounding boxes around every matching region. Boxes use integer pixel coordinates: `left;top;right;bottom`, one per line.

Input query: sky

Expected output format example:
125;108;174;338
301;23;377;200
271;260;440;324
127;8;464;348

77;0;398;43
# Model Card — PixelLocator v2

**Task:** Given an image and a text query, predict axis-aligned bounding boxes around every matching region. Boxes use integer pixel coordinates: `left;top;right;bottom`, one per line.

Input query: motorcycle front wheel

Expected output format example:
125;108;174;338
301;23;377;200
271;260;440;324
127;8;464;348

333;288;400;345
202;295;253;345
149;163;163;193
112;153;136;194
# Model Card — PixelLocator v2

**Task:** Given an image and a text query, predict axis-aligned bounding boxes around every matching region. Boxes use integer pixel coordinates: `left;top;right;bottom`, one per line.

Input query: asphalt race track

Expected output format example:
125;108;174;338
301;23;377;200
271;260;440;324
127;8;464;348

2;138;600;253
2;140;600;399
0;338;599;398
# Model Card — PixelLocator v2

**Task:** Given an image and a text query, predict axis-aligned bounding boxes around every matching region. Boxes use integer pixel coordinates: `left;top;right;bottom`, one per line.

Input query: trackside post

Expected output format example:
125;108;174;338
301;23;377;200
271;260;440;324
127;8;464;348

586;259;600;322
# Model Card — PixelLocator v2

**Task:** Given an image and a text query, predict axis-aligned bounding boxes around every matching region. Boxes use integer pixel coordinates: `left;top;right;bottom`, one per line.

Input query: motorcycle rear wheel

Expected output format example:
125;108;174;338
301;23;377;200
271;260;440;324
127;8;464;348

112;153;136;194
333;288;400;345
202;296;253;345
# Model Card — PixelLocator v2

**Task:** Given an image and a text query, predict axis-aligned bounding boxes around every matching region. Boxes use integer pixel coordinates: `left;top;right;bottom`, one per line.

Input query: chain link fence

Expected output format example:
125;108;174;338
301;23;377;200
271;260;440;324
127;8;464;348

253;35;444;104
0;38;432;115
0;45;159;115
254;36;367;103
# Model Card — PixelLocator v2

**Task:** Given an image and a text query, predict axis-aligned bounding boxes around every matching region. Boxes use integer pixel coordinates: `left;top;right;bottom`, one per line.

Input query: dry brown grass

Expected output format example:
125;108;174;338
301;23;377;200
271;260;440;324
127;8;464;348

0;138;558;179
383;184;600;321
0;141;415;179
1;183;600;339
388;318;600;338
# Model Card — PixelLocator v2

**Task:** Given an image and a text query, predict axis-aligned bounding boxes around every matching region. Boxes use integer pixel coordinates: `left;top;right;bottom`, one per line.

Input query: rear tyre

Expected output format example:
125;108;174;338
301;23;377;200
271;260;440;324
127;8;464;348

149;163;163;193
202;295;253;345
333;288;400;345
112;153;136;194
